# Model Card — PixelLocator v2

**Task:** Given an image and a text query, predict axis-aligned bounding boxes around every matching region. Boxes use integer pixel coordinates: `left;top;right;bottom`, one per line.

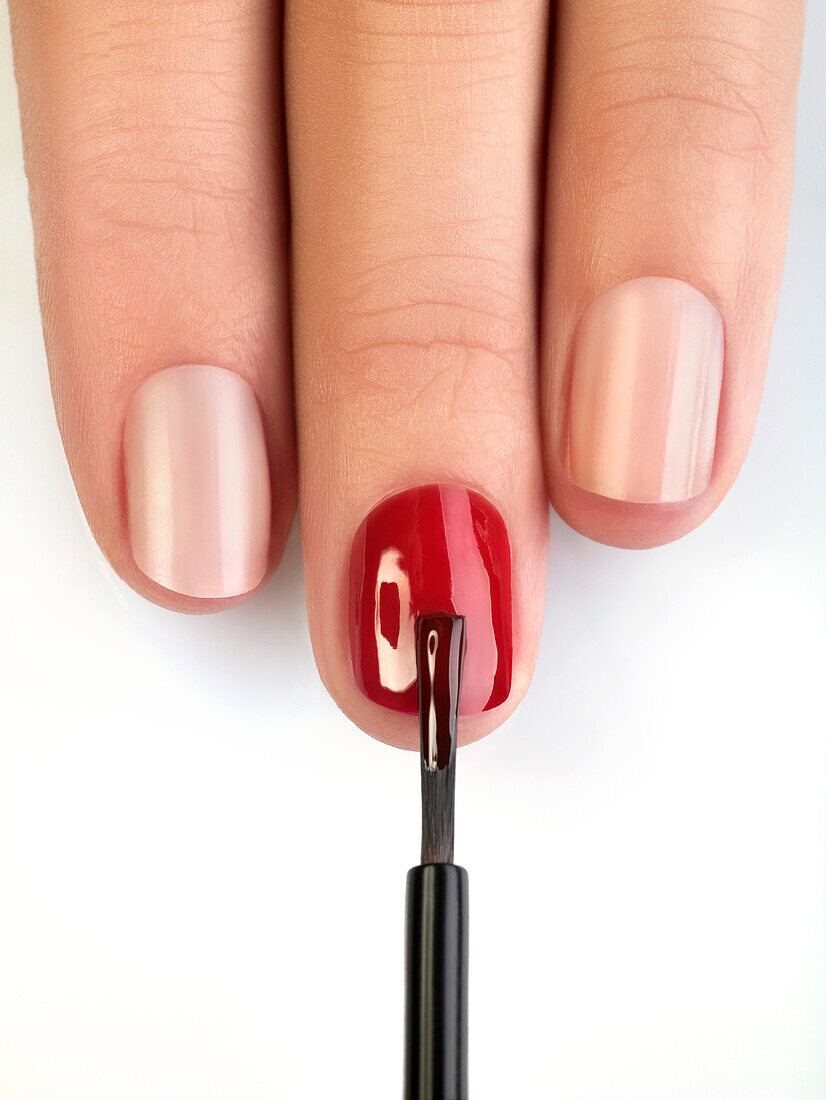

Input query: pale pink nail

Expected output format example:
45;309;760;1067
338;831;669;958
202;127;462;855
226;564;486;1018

568;277;724;504
123;365;271;598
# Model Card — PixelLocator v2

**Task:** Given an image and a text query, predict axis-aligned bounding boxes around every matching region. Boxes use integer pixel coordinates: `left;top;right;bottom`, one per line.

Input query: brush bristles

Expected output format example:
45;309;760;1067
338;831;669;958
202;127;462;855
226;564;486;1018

416;614;466;865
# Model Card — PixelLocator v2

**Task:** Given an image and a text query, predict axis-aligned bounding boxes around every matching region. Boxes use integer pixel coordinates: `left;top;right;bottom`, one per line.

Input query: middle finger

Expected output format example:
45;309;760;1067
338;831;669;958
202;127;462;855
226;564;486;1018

286;0;550;746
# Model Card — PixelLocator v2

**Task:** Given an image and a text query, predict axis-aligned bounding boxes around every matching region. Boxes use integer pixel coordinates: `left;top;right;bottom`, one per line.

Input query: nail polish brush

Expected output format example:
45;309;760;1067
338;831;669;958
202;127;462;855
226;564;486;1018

403;613;469;1100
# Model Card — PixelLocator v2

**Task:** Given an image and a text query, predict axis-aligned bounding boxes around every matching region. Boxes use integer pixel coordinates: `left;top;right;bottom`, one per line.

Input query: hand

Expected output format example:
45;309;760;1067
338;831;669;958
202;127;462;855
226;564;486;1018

8;0;805;746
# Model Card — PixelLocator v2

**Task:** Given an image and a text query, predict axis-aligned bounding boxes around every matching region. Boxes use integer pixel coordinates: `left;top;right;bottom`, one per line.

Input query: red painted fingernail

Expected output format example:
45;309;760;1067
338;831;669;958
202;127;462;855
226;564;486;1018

349;484;512;715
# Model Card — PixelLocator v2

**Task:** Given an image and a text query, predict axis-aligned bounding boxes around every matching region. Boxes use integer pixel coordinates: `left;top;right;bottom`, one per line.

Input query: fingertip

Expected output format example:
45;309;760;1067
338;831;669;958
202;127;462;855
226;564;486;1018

117;521;293;615
547;478;727;550
546;414;752;549
310;652;529;752
82;475;295;616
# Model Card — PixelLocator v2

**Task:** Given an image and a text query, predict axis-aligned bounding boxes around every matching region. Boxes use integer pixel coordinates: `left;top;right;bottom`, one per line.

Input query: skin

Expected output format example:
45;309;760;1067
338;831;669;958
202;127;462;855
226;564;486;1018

8;0;806;746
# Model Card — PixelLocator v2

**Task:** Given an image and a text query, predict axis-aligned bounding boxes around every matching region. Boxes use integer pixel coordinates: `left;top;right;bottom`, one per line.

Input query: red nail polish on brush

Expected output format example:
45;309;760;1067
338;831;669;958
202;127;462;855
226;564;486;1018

348;484;512;715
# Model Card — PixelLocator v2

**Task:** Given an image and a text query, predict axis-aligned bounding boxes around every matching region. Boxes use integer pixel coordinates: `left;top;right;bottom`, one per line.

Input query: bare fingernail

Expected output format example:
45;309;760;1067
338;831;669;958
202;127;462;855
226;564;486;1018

124;365;271;598
568;277;724;504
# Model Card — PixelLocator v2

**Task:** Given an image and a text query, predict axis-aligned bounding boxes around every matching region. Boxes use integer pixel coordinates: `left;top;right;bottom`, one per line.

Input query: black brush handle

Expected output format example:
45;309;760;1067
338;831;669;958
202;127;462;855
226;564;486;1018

404;864;468;1100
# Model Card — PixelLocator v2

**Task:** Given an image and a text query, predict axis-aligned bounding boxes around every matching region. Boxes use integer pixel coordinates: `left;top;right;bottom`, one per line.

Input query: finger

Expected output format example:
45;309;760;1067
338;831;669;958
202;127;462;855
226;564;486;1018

286;0;550;747
542;0;805;548
9;0;294;609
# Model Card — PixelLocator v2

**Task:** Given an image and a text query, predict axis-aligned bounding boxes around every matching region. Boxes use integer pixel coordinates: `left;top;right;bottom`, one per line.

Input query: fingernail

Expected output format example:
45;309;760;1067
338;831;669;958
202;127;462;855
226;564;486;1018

568;277;724;503
124;365;271;599
349;484;512;715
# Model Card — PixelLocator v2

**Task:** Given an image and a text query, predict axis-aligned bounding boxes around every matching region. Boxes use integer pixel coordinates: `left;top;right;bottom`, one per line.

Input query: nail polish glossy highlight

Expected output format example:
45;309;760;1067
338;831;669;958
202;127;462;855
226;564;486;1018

349;484;512;715
568;277;724;503
124;364;271;599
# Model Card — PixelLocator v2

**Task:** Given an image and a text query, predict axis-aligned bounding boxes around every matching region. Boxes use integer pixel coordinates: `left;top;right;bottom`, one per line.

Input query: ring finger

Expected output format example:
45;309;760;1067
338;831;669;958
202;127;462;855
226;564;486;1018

542;0;805;547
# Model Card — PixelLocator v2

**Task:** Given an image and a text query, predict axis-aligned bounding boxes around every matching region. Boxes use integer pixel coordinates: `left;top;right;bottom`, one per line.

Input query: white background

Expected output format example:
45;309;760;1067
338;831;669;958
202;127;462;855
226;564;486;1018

1;5;824;1098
